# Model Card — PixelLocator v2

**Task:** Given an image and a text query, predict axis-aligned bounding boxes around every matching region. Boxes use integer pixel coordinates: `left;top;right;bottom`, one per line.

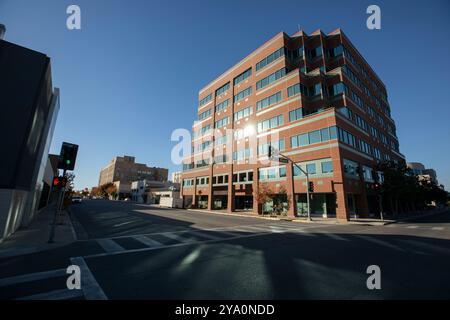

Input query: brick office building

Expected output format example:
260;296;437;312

181;29;405;220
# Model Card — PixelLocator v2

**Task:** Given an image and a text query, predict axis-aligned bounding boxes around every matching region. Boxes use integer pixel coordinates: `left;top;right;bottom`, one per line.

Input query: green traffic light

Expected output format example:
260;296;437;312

66;160;71;165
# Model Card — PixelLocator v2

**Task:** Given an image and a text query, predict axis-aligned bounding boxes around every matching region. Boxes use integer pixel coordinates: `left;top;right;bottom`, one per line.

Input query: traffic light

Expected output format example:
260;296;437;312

52;176;67;188
58;142;78;171
308;181;314;192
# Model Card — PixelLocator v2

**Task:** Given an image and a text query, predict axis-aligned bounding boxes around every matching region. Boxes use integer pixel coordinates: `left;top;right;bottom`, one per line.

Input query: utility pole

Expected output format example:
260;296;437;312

268;146;311;221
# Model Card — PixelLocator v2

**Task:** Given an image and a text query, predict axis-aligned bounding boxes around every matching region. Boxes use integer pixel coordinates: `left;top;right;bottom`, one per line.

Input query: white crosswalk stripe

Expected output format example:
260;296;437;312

431;227;444;231
406;225;419;229
96;238;125;253
132;235;163;247
162;232;198;243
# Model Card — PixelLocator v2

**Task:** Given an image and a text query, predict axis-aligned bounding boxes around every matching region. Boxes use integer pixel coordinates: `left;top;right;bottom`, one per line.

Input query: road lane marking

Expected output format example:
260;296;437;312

162;232;198;243
113;221;136;227
211;229;242;237
0;269;66;287
96;239;125;253
406;225;419;229
82;229;283;259
355;235;405;252
16;288;84;300
398;239;450;256
321;233;349;241
431;227;444;231
132;235;163;247
70;257;107;300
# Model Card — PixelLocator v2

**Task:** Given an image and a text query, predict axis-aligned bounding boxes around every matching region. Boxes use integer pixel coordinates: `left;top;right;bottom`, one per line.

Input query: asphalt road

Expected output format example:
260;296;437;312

1;200;450;299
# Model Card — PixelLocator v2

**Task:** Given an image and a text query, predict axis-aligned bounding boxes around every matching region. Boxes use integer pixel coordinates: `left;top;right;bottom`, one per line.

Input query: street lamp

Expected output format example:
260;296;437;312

268;146;311;221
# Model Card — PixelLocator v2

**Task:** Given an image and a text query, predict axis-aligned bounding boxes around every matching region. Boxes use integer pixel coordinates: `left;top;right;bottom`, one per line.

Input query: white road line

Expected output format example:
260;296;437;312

113;221;136;227
162;232;198;243
16;288;84;300
406;225;419;229
289;229;317;237
431;227;444;231
0;269;66;287
321;233;349;241
132;235;163;247
356;235;405;252
70;257;108;300
96;239;125;253
399;239;450;256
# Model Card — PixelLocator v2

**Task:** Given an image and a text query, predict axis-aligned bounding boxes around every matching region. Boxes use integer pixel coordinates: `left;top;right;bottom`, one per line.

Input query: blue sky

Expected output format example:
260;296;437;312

1;0;449;190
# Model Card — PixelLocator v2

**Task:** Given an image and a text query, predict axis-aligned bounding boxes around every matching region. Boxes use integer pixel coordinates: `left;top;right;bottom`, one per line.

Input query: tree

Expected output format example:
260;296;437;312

254;183;273;215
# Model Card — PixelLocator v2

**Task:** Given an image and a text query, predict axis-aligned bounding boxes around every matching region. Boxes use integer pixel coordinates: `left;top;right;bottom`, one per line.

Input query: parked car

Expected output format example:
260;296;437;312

72;196;82;204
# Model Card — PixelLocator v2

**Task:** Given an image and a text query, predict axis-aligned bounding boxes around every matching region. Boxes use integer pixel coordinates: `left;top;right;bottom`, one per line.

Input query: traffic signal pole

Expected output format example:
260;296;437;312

268;147;311;221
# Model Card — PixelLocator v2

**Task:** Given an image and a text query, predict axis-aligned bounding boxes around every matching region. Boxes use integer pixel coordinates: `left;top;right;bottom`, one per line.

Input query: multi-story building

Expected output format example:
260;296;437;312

0;36;60;241
181;29;405;220
407;162;438;185
98;155;168;186
171;171;182;184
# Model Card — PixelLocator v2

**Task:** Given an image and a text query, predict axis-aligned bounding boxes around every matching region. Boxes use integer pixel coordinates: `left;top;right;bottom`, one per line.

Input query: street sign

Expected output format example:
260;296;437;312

275;157;289;164
58;142;78;171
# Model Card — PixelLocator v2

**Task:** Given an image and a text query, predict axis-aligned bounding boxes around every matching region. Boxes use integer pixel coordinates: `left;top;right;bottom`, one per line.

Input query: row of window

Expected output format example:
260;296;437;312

293;158;334;176
198;108;211;121
234;106;252;122
257;114;284;133
256;68;287;90
234;86;252;103
193;124;211;139
215;99;229;113
291;126;337;148
256;91;282;111
257;139;285;156
215;82;230;97
199;94;212;107
234;68;252;85
233;148;252;161
256;47;285;71
215;117;230;128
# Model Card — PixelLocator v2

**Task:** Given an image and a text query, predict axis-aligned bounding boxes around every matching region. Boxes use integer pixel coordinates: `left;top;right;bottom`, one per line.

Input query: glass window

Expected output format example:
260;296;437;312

291;136;298;148
279;167;286;178
306;163;316;174
239;172;247;182
309;130;321;144
299;133;309;146
321;161;333;173
321;128;330;141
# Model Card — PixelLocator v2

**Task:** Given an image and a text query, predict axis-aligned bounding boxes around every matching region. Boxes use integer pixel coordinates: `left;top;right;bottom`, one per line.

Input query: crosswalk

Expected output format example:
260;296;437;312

386;223;447;232
2;221;450;300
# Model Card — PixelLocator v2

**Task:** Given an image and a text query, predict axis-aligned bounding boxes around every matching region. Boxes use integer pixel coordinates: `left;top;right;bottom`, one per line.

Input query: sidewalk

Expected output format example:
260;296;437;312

0;204;77;259
187;208;448;226
187;208;391;226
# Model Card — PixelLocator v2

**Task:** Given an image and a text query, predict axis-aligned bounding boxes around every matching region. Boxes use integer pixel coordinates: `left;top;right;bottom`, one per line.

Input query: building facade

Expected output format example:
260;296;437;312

171;171;182;184
181;29;404;220
0;39;60;242
98;155;168;186
407;162;438;185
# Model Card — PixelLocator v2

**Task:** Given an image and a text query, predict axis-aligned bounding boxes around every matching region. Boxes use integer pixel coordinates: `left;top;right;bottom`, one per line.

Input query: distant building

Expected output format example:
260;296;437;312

0;39;60;242
98;155;168;187
171;171;182;184
131;180;181;207
407;162;438;184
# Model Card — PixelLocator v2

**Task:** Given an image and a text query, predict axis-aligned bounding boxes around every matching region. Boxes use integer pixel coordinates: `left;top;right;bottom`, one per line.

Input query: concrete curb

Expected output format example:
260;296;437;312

382;209;449;226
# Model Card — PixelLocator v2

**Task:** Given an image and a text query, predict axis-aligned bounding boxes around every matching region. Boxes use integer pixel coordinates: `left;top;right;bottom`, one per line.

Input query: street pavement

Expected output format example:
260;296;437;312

1;199;449;300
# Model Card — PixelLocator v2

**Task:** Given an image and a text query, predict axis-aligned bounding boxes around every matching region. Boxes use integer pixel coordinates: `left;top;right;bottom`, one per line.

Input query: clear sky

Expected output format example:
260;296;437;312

1;0;449;190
